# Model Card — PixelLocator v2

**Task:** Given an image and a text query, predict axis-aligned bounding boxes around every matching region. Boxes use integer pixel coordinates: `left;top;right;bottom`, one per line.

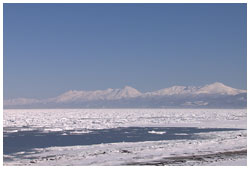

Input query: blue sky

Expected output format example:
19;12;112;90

4;3;247;99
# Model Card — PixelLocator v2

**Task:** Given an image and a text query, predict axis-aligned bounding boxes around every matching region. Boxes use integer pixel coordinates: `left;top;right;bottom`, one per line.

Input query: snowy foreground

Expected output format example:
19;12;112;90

3;109;247;166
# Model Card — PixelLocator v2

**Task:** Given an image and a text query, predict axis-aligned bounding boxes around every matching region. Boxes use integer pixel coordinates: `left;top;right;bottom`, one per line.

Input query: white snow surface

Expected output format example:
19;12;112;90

3;109;247;166
4;109;246;132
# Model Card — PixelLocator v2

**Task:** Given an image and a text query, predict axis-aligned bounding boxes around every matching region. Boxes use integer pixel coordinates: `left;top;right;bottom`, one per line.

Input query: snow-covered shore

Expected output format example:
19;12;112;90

3;109;247;166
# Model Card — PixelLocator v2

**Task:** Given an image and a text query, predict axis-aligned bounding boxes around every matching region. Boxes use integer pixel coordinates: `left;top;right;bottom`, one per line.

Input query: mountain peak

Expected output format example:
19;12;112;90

116;86;142;98
195;82;245;95
123;86;137;90
207;82;226;87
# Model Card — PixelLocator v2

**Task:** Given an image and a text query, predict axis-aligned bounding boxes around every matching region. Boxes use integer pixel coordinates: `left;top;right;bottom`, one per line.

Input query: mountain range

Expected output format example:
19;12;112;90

4;82;247;109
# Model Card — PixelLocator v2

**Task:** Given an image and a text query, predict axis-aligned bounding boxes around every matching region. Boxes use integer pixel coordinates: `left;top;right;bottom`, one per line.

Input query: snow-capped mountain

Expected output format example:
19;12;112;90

51;86;142;103
146;86;198;96
194;82;246;95
146;82;245;96
4;82;247;108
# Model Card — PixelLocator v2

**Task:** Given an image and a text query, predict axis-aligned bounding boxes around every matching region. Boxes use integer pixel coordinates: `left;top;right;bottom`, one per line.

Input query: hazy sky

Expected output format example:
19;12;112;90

4;3;246;99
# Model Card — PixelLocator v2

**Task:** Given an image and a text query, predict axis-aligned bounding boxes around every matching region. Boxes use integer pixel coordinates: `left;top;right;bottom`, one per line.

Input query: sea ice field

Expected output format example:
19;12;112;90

3;109;247;166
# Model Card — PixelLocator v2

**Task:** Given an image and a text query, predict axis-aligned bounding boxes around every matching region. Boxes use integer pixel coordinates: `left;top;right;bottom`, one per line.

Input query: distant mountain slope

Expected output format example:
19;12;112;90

146;82;245;96
4;82;247;109
50;86;142;103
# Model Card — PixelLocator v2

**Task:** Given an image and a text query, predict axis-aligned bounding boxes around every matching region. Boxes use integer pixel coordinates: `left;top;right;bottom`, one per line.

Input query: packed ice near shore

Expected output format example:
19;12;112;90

3;109;247;166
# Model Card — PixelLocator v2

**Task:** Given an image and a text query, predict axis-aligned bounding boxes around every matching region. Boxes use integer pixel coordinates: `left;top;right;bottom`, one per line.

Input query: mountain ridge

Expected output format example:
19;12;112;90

4;82;247;108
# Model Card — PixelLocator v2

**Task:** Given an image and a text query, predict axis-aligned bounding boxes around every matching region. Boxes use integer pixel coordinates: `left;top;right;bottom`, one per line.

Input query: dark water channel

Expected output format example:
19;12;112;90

4;127;243;155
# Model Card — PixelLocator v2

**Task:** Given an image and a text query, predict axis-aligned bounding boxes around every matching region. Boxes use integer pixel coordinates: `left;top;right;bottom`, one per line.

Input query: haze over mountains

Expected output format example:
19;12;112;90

4;82;247;109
